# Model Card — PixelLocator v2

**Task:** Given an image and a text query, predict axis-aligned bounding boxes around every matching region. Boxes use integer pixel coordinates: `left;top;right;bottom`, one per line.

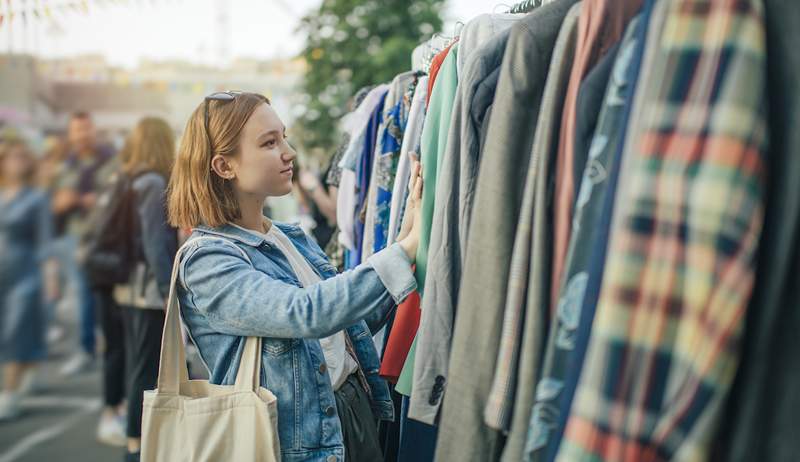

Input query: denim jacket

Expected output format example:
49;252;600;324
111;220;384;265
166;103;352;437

115;172;178;310
177;221;416;462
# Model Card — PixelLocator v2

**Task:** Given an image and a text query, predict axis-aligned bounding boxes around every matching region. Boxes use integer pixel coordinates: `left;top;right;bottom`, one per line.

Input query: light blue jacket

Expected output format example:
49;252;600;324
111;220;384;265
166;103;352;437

177;222;416;462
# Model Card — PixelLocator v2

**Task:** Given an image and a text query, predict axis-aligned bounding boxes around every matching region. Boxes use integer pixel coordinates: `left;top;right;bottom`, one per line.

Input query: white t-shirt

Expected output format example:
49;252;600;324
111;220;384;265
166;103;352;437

233;223;359;390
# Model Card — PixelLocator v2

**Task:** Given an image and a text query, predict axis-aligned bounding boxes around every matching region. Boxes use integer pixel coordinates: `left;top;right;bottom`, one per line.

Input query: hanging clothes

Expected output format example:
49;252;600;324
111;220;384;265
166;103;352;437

394;43;460;400
327;86;376;191
548;3;662;457
556;0;767;459
382;41;450;396
387;76;429;247
380;78;430;384
714;1;800;461
373;73;419;254
434;1;579;461
363;72;419;262
550;0;643;311
425;45;452;107
455;13;522;78
414;42;460;295
365;73;421;351
385;42;461;462
411;18;519;426
338;85;391;254
524;15;633;462
350;94;388;268
494;3;581;462
483;8;582;462
379;289;420;383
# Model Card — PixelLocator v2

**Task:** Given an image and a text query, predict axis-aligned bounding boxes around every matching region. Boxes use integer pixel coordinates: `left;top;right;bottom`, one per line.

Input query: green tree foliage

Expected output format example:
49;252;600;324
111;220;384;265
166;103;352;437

293;0;444;160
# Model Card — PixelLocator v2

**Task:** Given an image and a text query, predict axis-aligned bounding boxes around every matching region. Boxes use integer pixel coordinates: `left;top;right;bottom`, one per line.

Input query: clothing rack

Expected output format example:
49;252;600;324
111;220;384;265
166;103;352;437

506;0;543;14
420;20;464;74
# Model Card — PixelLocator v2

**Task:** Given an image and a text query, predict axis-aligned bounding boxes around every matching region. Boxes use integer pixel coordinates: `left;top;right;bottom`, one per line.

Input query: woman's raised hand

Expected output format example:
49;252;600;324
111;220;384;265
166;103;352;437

398;156;423;261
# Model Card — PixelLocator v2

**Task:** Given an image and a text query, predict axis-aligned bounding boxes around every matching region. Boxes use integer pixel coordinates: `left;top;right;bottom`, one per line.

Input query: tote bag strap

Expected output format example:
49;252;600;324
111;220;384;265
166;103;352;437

234;336;262;392
157;235;259;394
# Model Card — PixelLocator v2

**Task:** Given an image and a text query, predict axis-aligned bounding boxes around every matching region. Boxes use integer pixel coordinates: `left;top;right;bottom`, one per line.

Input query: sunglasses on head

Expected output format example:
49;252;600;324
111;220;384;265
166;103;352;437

203;91;244;153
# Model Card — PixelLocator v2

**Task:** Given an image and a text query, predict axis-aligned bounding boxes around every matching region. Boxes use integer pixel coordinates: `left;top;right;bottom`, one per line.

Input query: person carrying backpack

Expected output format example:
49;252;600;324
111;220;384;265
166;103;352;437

101;117;178;462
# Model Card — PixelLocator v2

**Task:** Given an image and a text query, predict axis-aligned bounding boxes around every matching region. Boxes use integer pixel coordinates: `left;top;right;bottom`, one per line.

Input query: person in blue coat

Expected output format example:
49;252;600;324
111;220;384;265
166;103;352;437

0;139;59;421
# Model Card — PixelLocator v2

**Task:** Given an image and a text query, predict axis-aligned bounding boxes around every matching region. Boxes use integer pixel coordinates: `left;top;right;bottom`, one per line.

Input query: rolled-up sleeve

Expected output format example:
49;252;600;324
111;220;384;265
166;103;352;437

366;243;416;304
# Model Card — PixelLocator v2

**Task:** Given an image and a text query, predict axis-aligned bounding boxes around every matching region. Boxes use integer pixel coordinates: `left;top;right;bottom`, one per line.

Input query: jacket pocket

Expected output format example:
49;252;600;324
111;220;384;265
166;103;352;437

262;338;296;357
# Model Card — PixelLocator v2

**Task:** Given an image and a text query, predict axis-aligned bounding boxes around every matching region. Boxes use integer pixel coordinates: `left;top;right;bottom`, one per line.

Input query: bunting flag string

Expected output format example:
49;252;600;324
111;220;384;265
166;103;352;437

0;0;172;28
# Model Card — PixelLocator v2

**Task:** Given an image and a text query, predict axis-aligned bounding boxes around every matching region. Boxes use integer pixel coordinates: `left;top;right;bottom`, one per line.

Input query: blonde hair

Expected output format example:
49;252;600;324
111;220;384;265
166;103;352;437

167;92;270;229
0;139;37;187
122;117;175;178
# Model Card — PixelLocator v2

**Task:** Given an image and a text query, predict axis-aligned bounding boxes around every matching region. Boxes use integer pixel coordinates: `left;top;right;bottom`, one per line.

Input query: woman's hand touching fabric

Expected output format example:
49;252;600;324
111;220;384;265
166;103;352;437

398;156;423;262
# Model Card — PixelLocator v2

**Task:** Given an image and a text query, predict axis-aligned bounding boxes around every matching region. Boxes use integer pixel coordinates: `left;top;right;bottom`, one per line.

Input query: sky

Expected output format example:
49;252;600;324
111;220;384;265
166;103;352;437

0;0;505;68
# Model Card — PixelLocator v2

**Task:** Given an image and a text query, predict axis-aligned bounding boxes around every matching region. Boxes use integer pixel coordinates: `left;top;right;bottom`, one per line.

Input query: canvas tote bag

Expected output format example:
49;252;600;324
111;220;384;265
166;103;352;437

141;238;280;462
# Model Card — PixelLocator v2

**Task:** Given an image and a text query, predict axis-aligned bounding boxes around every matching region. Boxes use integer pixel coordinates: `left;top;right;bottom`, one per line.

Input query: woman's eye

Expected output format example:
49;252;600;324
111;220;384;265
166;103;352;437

263;139;276;148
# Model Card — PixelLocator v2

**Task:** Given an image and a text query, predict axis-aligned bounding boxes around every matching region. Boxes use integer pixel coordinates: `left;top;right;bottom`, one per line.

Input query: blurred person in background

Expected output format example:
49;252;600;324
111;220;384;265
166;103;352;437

294;161;337;249
37;135;71;344
112;117;178;462
52;111;117;378
51;111;126;446
0;139;59;421
38;135;70;193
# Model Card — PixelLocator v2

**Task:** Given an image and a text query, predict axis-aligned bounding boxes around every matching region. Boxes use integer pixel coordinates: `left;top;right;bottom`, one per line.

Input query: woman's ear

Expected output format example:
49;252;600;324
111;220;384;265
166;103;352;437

210;154;236;180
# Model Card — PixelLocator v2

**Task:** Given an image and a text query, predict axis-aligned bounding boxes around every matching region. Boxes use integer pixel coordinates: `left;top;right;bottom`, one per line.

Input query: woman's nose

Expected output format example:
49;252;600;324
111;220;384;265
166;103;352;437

282;144;297;162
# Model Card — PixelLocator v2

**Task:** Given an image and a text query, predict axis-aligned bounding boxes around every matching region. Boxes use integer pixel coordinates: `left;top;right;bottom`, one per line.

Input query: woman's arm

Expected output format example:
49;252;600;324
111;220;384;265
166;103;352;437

181;240;416;339
36;192;59;302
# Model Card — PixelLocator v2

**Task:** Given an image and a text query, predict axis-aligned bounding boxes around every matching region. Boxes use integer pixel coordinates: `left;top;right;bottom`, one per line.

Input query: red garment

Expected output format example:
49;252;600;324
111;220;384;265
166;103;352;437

550;0;642;311
379;291;421;383
426;41;457;107
379;42;457;382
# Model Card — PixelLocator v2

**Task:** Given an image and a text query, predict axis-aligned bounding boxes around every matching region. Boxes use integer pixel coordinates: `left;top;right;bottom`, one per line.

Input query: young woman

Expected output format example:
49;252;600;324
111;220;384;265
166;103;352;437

168;91;422;462
113;117;178;462
0;139;58;420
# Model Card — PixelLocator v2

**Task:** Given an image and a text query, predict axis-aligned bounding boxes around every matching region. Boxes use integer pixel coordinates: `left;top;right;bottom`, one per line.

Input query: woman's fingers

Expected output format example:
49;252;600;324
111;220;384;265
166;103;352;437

413;166;423;202
408;159;421;194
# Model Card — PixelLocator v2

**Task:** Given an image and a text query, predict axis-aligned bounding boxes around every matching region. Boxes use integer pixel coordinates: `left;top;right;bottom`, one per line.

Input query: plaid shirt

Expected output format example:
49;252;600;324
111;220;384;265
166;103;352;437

557;0;767;460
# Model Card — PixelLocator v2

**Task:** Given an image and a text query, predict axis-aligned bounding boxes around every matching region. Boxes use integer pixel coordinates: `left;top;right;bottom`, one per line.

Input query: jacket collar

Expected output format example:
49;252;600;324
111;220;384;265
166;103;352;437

194;221;307;248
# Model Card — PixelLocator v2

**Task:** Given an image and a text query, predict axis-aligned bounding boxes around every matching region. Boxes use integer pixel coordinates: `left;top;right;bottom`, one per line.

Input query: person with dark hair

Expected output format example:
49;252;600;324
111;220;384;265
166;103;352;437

51;111;125;446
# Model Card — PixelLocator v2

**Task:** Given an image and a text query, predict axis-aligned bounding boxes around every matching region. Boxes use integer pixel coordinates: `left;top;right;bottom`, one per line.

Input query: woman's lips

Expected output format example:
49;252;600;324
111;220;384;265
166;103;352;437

280;167;293;177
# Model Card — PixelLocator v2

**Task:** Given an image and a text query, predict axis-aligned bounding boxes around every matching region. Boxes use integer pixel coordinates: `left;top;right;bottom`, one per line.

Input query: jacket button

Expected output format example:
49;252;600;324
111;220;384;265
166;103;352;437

428;395;439;406
319;363;327;374
325;406;336;417
326;456;338;462
435;375;446;385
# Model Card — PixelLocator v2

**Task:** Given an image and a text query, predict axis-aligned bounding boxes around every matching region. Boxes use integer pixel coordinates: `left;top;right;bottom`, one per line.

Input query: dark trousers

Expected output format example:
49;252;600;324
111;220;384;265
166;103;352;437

93;287;125;407
123;307;165;438
398;394;438;462
334;374;384;462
